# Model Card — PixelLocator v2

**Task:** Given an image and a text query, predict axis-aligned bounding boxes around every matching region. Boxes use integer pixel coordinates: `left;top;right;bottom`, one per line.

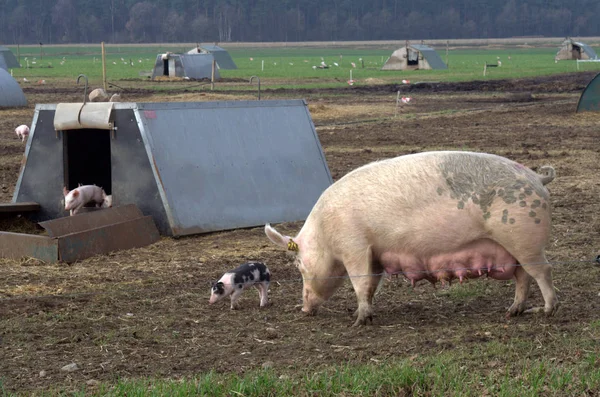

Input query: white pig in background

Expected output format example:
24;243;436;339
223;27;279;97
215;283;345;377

14;125;29;142
63;185;106;216
265;151;559;326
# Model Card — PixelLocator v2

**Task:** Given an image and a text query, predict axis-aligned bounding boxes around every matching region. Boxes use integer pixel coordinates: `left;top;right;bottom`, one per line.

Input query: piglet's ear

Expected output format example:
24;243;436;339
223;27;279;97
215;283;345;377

72;190;80;198
63;187;68;197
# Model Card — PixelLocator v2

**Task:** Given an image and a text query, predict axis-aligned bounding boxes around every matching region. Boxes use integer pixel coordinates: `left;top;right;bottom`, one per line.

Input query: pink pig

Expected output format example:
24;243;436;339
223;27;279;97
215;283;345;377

15;125;29;142
101;192;113;208
63;185;106;216
265;151;559;326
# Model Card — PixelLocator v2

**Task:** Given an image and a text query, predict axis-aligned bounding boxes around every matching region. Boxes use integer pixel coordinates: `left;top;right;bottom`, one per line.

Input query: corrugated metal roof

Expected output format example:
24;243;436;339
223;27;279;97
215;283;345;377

574;42;598;59
0;68;27;107
197;45;237;69
0;46;20;70
179;54;220;79
136;100;332;235
410;45;448;69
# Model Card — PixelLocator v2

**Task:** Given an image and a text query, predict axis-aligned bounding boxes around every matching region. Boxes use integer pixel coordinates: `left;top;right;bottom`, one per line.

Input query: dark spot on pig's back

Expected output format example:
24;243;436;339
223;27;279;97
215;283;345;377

438;154;549;224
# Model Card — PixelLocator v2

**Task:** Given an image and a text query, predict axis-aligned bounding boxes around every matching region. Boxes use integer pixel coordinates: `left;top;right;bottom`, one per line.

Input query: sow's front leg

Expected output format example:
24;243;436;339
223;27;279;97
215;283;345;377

346;245;383;326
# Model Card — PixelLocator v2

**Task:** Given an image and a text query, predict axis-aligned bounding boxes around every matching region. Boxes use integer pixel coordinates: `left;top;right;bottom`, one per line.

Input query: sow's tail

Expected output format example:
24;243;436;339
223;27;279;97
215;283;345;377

537;165;556;185
264;224;299;252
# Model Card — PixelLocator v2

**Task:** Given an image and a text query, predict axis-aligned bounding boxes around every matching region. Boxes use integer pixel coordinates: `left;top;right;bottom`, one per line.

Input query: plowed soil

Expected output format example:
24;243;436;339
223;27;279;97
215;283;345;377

1;72;600;394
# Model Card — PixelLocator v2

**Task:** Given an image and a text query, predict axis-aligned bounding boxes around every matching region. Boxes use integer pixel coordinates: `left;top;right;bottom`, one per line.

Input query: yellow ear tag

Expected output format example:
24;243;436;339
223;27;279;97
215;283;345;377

287;239;299;252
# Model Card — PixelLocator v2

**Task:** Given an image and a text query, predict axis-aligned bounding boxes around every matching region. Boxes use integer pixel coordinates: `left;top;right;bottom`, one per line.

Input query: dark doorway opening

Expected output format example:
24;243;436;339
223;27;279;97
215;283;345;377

64;129;111;197
407;49;419;67
163;59;169;76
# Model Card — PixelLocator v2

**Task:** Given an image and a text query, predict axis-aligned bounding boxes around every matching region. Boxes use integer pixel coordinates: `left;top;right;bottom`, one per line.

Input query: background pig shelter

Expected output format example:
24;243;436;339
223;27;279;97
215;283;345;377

0;45;20;70
0;68;27;107
186;44;237;69
151;53;220;80
12;100;333;236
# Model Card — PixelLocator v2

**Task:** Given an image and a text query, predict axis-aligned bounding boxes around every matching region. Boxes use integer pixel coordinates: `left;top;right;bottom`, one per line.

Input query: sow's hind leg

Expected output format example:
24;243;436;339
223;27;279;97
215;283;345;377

345;245;383;327
507;266;532;316
511;253;558;317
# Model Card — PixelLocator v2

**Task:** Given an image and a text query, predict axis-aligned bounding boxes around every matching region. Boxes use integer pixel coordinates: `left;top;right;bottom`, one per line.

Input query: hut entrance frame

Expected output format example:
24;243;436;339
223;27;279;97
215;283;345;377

63;129;112;194
407;48;419;67
162;59;169;76
572;44;582;59
162;58;176;77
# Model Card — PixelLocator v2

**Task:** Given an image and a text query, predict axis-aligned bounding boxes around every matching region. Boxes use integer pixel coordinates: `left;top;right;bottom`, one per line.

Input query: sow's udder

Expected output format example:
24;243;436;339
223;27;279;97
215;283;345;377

380;239;517;285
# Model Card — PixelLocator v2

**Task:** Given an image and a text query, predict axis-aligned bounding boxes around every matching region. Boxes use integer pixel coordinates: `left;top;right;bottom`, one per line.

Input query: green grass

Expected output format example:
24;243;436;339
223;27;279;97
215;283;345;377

6;45;600;89
3;351;598;396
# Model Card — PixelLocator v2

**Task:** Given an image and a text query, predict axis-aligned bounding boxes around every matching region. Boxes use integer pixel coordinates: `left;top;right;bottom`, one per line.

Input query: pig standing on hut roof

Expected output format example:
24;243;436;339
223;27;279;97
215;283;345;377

265;151;559;326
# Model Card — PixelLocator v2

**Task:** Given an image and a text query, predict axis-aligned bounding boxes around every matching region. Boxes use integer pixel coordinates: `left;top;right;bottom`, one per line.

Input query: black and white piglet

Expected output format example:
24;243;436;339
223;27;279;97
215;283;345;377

209;262;271;309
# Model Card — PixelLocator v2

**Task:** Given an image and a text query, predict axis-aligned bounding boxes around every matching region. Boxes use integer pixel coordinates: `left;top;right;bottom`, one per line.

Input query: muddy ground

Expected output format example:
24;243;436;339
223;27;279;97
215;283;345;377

1;72;600;394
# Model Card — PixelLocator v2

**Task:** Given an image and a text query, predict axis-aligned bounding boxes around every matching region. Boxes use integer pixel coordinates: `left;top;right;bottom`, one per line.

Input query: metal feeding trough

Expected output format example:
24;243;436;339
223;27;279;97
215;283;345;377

0;204;159;263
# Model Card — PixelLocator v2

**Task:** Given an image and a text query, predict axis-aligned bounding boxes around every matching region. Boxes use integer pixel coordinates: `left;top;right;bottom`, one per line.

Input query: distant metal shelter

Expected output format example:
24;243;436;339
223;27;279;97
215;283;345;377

555;38;598;61
0;46;20;70
187;44;237;69
382;44;447;71
576;72;600;112
151;53;220;80
13;100;332;236
0;68;27;108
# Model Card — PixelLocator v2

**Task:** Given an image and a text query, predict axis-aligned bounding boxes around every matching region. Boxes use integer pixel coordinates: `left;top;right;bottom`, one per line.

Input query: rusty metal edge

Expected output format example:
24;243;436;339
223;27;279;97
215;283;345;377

39;204;144;238
0;231;58;263
57;215;160;263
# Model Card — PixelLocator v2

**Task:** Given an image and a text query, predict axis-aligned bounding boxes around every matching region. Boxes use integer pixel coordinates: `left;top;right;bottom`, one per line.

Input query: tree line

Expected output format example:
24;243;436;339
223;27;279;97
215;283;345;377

1;0;599;45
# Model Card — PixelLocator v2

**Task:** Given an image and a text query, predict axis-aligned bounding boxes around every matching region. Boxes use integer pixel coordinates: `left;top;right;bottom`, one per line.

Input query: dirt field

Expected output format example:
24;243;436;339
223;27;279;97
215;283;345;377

1;72;600;394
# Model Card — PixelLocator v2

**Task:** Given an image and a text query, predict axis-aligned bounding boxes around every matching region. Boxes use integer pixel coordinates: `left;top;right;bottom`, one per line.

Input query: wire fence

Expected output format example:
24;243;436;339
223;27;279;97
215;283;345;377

1;257;598;303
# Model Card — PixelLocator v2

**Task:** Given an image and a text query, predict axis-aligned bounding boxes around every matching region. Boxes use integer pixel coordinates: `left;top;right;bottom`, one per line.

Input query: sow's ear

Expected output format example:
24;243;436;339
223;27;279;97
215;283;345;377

264;223;292;248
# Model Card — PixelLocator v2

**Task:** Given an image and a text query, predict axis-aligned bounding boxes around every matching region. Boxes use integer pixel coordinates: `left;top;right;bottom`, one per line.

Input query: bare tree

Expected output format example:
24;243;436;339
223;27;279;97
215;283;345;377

125;1;161;42
52;0;78;42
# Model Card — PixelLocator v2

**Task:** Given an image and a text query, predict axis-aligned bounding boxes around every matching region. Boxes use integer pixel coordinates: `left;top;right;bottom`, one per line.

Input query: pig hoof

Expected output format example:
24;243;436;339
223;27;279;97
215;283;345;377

352;312;374;327
523;307;544;315
546;302;560;316
522;303;559;316
352;315;373;327
507;303;527;317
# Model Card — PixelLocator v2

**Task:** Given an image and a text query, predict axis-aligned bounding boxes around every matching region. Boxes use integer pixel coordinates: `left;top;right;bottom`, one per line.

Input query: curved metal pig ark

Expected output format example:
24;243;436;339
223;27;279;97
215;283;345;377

265;151;559;326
